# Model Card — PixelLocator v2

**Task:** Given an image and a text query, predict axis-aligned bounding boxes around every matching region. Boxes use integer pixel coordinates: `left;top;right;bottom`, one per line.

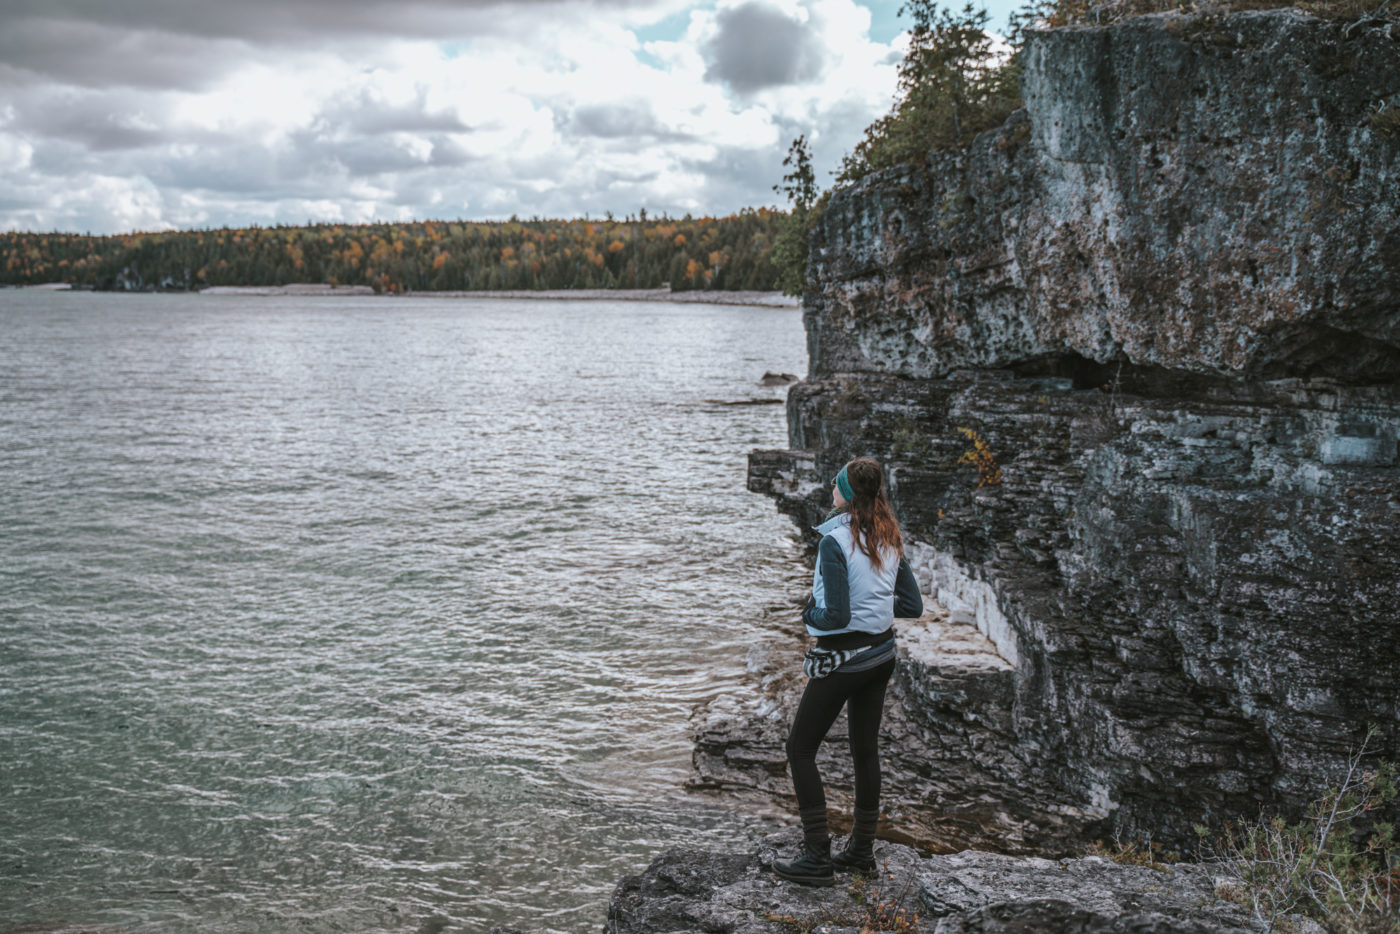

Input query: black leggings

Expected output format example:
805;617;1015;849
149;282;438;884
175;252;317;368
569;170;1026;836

785;657;896;813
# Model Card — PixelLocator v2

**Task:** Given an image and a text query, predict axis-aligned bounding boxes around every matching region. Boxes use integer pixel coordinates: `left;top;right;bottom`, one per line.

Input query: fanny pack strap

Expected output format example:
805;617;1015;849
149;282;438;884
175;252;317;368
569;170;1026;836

802;637;896;679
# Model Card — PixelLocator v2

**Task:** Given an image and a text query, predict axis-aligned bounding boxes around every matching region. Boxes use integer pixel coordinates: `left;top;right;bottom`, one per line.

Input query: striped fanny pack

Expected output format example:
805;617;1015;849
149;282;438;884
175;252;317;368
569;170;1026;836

802;638;896;679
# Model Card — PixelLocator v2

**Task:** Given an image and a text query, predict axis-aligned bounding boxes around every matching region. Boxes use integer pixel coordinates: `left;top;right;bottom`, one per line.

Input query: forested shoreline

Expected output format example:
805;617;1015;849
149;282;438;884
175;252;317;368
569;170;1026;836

0;210;784;293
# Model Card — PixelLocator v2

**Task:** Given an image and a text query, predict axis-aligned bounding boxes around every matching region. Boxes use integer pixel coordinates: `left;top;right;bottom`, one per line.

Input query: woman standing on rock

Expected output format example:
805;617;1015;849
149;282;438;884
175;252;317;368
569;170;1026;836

774;456;923;887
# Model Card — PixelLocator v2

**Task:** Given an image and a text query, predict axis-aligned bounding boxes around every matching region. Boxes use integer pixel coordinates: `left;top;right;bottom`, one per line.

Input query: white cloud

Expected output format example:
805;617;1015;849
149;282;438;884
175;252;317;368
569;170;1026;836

0;0;905;233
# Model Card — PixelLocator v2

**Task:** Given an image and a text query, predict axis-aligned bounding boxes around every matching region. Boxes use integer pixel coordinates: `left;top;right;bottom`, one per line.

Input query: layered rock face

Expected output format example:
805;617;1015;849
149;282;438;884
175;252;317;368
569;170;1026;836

729;9;1400;854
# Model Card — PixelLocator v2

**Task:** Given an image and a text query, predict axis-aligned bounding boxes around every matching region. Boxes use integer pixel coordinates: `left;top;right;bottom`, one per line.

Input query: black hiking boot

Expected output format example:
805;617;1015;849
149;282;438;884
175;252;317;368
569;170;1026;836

831;837;876;873
832;805;879;873
772;838;835;887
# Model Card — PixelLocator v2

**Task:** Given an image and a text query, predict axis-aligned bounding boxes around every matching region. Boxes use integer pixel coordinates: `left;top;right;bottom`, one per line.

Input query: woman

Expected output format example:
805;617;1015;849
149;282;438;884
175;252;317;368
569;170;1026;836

773;456;923;887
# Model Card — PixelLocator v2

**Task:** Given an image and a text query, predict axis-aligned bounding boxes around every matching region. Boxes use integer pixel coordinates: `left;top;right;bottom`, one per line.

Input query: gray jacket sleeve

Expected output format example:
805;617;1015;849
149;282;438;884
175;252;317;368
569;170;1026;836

802;536;851;631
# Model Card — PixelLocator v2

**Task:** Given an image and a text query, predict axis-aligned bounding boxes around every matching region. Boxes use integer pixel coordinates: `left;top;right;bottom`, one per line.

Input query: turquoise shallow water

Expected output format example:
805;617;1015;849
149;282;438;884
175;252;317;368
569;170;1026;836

0;291;809;933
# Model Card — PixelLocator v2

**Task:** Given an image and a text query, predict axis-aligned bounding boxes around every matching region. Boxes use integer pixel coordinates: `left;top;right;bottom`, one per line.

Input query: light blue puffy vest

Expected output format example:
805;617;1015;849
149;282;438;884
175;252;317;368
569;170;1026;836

808;513;899;638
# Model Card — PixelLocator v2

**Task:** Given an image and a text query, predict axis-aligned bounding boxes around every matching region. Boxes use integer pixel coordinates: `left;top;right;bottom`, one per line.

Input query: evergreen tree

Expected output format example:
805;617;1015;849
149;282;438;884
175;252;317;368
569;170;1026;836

772;135;821;297
838;1;1023;183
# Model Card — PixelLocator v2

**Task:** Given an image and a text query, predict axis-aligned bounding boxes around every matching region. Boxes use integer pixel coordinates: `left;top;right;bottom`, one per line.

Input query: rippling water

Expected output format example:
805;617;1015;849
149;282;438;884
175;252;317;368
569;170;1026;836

0;291;808;933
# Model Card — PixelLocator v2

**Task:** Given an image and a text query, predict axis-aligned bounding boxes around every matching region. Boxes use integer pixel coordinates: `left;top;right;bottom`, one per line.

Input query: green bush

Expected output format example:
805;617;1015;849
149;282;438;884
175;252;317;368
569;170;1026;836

772;2;1029;292
837;1;1023;184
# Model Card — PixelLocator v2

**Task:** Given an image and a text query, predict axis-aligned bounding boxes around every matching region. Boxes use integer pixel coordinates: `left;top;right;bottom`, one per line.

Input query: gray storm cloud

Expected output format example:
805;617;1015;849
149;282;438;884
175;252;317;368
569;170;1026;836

564;102;696;143
11;91;173;152
702;1;826;93
0;0;671;89
0;0;659;43
0;18;253;90
313;91;475;136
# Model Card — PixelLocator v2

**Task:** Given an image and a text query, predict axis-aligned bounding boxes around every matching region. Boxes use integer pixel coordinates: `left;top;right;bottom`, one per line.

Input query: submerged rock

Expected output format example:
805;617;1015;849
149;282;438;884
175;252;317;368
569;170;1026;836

607;839;1301;933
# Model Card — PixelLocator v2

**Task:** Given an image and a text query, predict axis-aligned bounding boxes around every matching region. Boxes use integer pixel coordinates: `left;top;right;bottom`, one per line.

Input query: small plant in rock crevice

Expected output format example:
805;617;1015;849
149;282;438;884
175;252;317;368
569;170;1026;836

759;910;831;933
1079;359;1128;448
1086;832;1184;872
1372;102;1400;137
892;421;932;457
956;426;1003;486
848;860;923;934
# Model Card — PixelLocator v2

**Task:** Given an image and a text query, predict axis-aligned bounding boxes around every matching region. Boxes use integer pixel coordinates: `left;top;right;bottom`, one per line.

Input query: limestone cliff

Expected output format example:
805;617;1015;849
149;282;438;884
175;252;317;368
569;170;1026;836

806;8;1400;383
713;8;1400;854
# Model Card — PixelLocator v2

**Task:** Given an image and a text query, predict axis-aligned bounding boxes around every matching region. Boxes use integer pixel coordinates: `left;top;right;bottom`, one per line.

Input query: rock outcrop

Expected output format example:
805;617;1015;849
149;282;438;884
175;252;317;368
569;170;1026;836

716;8;1400;855
608;837;1311;933
808;9;1400;384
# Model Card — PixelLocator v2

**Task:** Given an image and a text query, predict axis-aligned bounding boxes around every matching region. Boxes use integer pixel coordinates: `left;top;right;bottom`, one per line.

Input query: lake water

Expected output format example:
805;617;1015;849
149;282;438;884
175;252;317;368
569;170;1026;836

0;291;809;933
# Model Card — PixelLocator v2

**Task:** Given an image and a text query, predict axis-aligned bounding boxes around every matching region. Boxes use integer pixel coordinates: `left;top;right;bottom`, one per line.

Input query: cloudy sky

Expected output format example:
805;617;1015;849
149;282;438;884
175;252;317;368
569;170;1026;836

0;0;1018;235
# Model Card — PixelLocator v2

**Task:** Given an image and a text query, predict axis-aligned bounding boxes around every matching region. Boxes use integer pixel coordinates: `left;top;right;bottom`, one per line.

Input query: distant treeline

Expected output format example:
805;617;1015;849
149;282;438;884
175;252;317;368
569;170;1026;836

0;209;786;293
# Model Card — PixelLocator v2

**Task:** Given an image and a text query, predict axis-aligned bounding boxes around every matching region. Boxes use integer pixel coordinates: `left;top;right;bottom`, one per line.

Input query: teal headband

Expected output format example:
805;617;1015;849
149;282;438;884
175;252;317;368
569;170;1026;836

834;465;855;502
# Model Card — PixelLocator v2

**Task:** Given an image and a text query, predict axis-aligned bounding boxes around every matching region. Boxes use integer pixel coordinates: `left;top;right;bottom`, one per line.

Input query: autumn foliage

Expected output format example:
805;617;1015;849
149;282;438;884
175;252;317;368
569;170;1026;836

0;210;786;293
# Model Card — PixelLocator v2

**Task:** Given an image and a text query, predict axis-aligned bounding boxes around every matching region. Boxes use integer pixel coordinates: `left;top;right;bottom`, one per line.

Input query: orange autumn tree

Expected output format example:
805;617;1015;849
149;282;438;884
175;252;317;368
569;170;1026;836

0;209;786;292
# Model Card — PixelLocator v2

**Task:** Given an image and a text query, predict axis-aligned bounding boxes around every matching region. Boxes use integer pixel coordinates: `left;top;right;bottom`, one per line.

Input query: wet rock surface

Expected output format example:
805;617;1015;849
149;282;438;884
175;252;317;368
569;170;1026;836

607;839;1294;933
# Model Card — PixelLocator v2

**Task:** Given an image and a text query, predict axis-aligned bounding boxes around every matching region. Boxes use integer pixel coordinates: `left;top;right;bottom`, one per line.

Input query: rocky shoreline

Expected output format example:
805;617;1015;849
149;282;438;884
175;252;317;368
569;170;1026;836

733;4;1398;854
65;282;799;308
586;7;1398;933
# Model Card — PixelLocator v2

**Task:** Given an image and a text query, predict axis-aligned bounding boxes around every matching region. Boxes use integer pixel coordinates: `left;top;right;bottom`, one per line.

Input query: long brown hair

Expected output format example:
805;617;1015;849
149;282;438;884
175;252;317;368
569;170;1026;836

842;456;903;572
